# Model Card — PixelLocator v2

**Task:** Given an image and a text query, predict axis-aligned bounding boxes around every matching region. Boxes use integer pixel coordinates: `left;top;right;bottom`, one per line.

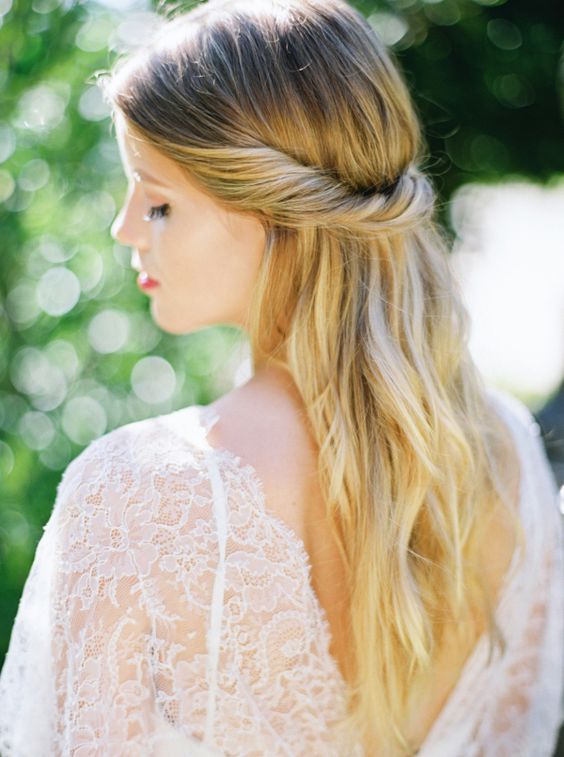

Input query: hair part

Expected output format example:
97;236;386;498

99;1;525;751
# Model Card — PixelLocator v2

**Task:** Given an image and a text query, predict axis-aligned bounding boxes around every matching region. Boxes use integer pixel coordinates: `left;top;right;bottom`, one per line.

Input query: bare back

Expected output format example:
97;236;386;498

204;371;522;753
204;371;352;686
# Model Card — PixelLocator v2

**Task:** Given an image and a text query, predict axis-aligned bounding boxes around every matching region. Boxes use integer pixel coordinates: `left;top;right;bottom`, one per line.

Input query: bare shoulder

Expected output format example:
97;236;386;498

204;370;321;541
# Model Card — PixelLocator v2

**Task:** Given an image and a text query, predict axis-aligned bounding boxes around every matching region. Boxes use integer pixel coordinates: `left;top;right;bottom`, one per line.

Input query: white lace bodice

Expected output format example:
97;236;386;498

0;387;562;756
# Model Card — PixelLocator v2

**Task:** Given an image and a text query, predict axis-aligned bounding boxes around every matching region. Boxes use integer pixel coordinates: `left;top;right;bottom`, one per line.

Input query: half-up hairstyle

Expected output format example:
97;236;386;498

99;1;524;752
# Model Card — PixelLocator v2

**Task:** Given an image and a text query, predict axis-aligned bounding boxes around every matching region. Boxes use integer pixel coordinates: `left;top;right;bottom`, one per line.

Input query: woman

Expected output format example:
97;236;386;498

0;0;562;754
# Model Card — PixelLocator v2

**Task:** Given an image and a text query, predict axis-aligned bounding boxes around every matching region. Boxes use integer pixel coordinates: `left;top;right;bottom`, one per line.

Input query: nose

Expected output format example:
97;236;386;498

111;190;148;249
111;206;140;247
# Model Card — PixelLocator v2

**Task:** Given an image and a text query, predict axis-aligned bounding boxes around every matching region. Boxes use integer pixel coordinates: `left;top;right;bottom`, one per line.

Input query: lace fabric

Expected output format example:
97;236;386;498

0;387;562;756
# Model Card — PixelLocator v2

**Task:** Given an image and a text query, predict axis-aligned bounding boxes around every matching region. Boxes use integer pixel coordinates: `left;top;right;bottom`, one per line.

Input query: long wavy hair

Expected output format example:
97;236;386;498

99;0;524;752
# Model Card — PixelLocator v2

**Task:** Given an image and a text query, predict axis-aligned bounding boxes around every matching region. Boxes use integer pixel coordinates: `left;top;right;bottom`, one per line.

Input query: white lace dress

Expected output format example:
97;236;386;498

0;387;562;756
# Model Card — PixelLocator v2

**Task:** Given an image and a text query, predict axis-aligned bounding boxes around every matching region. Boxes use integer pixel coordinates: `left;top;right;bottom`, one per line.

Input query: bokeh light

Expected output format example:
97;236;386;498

75;13;115;52
17;410;56;451
5;281;41;327
61;395;108;445
10;346;68;411
131;356;177;404
0;169;15;201
1;0;563;697
0;125;16;162
36;267;81;316
0;441;16;477
13;83;69;134
88;308;131;353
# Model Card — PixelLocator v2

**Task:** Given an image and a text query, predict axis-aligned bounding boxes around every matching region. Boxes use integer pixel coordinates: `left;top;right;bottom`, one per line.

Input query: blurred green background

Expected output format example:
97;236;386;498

1;0;563;666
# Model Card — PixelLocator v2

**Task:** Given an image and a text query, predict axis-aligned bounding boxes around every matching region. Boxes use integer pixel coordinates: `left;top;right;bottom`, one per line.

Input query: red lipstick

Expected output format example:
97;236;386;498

137;271;160;290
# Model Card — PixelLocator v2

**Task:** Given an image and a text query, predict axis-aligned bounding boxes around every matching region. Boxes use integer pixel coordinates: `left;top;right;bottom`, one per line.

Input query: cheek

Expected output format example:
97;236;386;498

165;211;264;281
224;214;266;276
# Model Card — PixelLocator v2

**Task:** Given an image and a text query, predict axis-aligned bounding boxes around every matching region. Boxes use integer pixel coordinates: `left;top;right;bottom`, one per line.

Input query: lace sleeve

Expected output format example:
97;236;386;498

0;410;360;756
0;425;224;757
2;396;561;757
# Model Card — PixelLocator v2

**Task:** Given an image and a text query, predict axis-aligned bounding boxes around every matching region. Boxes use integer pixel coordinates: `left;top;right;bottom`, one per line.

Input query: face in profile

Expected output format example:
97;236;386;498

111;112;266;335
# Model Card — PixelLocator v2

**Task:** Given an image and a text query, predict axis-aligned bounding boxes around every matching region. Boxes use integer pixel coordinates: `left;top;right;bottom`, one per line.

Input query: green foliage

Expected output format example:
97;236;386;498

360;0;564;202
0;0;562;662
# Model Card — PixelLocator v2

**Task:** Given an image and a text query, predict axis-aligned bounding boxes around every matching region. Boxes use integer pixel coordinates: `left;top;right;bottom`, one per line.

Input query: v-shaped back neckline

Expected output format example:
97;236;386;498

155;403;349;696
156;399;529;756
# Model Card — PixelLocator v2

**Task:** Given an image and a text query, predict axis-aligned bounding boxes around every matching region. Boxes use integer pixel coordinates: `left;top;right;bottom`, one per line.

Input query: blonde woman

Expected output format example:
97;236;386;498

0;1;562;755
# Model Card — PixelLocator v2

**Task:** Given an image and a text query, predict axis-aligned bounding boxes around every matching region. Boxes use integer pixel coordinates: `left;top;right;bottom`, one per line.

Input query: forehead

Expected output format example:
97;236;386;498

114;112;186;189
114;112;149;164
112;112;236;215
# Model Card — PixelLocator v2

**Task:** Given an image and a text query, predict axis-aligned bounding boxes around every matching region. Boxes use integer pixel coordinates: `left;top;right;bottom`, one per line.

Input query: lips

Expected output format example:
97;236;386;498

136;270;160;290
138;271;159;284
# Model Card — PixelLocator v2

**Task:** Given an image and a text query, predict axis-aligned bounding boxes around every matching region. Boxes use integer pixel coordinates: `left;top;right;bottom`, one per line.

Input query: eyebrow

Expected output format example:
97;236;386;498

132;169;172;190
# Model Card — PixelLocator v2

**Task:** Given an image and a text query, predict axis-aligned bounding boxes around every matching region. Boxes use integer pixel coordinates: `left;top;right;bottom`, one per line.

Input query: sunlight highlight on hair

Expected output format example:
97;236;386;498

97;1;526;751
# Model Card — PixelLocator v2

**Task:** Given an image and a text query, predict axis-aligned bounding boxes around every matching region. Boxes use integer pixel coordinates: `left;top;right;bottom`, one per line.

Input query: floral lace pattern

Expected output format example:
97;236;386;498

0;388;562;756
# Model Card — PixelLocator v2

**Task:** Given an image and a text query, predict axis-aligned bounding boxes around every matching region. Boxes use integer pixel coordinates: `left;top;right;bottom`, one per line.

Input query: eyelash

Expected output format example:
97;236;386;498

143;204;171;222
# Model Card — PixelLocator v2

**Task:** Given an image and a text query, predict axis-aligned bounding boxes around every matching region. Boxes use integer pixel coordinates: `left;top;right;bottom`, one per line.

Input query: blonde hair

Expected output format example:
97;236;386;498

99;0;524;751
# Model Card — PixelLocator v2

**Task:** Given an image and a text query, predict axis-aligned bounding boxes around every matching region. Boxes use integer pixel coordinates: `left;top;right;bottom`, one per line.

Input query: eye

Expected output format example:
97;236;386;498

143;204;171;222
